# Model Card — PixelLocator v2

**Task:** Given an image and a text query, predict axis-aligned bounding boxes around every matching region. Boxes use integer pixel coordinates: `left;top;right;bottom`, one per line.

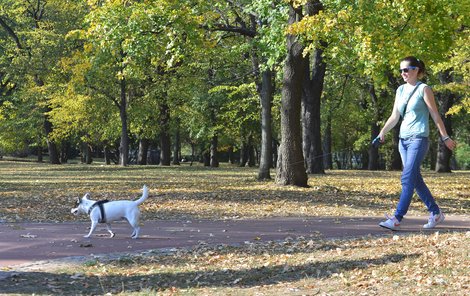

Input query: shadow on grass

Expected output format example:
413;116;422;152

0;252;419;295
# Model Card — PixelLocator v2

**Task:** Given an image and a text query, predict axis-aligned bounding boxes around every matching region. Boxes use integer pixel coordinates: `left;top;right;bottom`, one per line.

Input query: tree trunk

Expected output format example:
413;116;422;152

258;69;274;180
104;145;111;165
248;143;256;167
80;143;85;163
429;137;436;171
302;1;325;175
85;143;93;164
60;141;69;164
436;136;453;172
228;145;235;164
138;138;149;165
37;143;43;163
159;102;171;166
118;78;129;166
80;142;92;164
210;134;219;167
44;107;60;164
302;46;326;174
368;122;380;170
367;85;382;170
203;150;210;166
172;129;180;165
390;125;402;170
435;71;454;172
272;139;278;168
276;5;308;187
239;141;248;167
361;150;368;169
323;114;332;169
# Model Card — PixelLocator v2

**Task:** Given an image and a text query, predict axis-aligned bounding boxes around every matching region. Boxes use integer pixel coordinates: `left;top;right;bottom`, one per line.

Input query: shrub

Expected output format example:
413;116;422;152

455;143;470;169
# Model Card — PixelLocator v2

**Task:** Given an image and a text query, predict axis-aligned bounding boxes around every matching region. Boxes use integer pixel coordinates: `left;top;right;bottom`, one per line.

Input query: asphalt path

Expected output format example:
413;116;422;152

1;216;469;269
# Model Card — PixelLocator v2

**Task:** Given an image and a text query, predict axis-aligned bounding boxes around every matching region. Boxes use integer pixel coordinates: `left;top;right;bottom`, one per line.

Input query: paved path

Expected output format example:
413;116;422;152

1;216;469;269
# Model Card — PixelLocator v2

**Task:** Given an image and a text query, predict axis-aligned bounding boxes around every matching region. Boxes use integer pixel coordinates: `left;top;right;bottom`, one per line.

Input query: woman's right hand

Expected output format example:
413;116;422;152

378;132;385;143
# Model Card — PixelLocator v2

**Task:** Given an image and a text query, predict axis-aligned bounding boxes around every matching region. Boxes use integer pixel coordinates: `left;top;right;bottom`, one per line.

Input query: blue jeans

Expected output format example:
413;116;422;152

394;137;440;221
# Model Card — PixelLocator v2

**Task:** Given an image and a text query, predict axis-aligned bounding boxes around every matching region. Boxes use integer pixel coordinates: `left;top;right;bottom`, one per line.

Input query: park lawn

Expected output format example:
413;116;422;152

1;232;469;295
0;160;469;295
0;160;468;222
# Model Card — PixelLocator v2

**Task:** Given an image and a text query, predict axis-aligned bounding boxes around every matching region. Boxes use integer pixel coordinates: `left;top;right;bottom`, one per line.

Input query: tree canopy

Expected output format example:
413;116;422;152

1;0;468;173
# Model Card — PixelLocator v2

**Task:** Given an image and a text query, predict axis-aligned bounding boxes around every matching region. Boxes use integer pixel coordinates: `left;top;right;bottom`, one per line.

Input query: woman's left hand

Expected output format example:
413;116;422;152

444;138;457;151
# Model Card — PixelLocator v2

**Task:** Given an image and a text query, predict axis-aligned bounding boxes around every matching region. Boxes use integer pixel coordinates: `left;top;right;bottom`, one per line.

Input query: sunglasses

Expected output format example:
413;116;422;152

399;66;417;73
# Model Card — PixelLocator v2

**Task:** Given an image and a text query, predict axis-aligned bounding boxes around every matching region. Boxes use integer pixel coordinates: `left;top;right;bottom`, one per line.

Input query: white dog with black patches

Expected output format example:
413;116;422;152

71;185;149;239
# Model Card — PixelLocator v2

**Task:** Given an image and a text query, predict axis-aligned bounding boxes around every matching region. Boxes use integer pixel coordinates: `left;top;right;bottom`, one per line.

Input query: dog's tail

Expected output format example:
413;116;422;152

134;185;149;205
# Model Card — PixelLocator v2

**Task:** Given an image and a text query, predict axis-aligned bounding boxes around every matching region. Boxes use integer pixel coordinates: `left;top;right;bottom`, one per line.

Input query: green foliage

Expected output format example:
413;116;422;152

0;94;43;153
246;0;289;69
50;0;207;149
455;143;470;169
214;83;260;142
292;0;467;89
0;0;89;152
289;0;469;166
1;0;468;169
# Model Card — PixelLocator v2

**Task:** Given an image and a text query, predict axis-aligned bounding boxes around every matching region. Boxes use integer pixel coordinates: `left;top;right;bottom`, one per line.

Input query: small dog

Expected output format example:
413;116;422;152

71;185;149;239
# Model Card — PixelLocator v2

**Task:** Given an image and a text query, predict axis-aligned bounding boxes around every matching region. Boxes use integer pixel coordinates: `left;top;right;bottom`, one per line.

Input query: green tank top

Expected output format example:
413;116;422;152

396;82;430;139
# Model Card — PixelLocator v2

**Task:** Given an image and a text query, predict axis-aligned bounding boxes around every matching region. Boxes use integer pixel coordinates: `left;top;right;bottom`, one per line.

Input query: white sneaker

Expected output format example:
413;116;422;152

423;212;445;229
379;214;401;231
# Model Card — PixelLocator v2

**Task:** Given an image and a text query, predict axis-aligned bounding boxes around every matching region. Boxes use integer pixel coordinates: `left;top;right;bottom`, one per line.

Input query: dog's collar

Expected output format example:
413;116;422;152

88;200;109;223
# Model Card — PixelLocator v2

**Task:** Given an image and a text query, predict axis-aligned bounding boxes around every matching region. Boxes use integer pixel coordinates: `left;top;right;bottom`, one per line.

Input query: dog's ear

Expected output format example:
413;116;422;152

76;197;81;205
83;193;91;200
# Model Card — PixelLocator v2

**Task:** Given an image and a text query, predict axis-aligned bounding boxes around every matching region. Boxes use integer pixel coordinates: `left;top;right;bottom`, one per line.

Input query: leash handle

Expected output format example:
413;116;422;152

371;136;382;148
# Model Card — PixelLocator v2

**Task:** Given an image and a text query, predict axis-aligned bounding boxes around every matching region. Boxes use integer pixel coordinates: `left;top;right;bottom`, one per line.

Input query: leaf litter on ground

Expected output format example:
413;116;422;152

0;161;468;222
1;232;468;295
0;161;468;295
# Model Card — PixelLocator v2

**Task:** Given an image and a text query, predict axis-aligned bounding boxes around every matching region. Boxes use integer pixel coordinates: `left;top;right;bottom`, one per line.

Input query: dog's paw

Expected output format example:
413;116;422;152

110;233;115;238
84;235;91;238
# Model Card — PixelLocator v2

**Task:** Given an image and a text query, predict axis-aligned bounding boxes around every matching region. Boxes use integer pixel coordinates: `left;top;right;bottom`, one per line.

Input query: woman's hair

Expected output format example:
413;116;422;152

401;56;426;77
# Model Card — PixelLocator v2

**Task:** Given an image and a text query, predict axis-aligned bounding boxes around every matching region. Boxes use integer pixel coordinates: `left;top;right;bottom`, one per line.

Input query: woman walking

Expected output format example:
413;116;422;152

376;56;456;230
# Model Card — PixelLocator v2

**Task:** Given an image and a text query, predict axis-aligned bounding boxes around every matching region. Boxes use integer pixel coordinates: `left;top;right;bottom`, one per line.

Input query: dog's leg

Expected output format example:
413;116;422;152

106;223;115;238
131;226;140;239
85;220;98;238
129;222;139;239
128;212;140;239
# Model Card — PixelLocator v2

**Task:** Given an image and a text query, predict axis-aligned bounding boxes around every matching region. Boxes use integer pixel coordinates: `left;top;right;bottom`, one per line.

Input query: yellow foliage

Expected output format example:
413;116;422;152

287;0;308;8
83;43;93;53
447;97;470;115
